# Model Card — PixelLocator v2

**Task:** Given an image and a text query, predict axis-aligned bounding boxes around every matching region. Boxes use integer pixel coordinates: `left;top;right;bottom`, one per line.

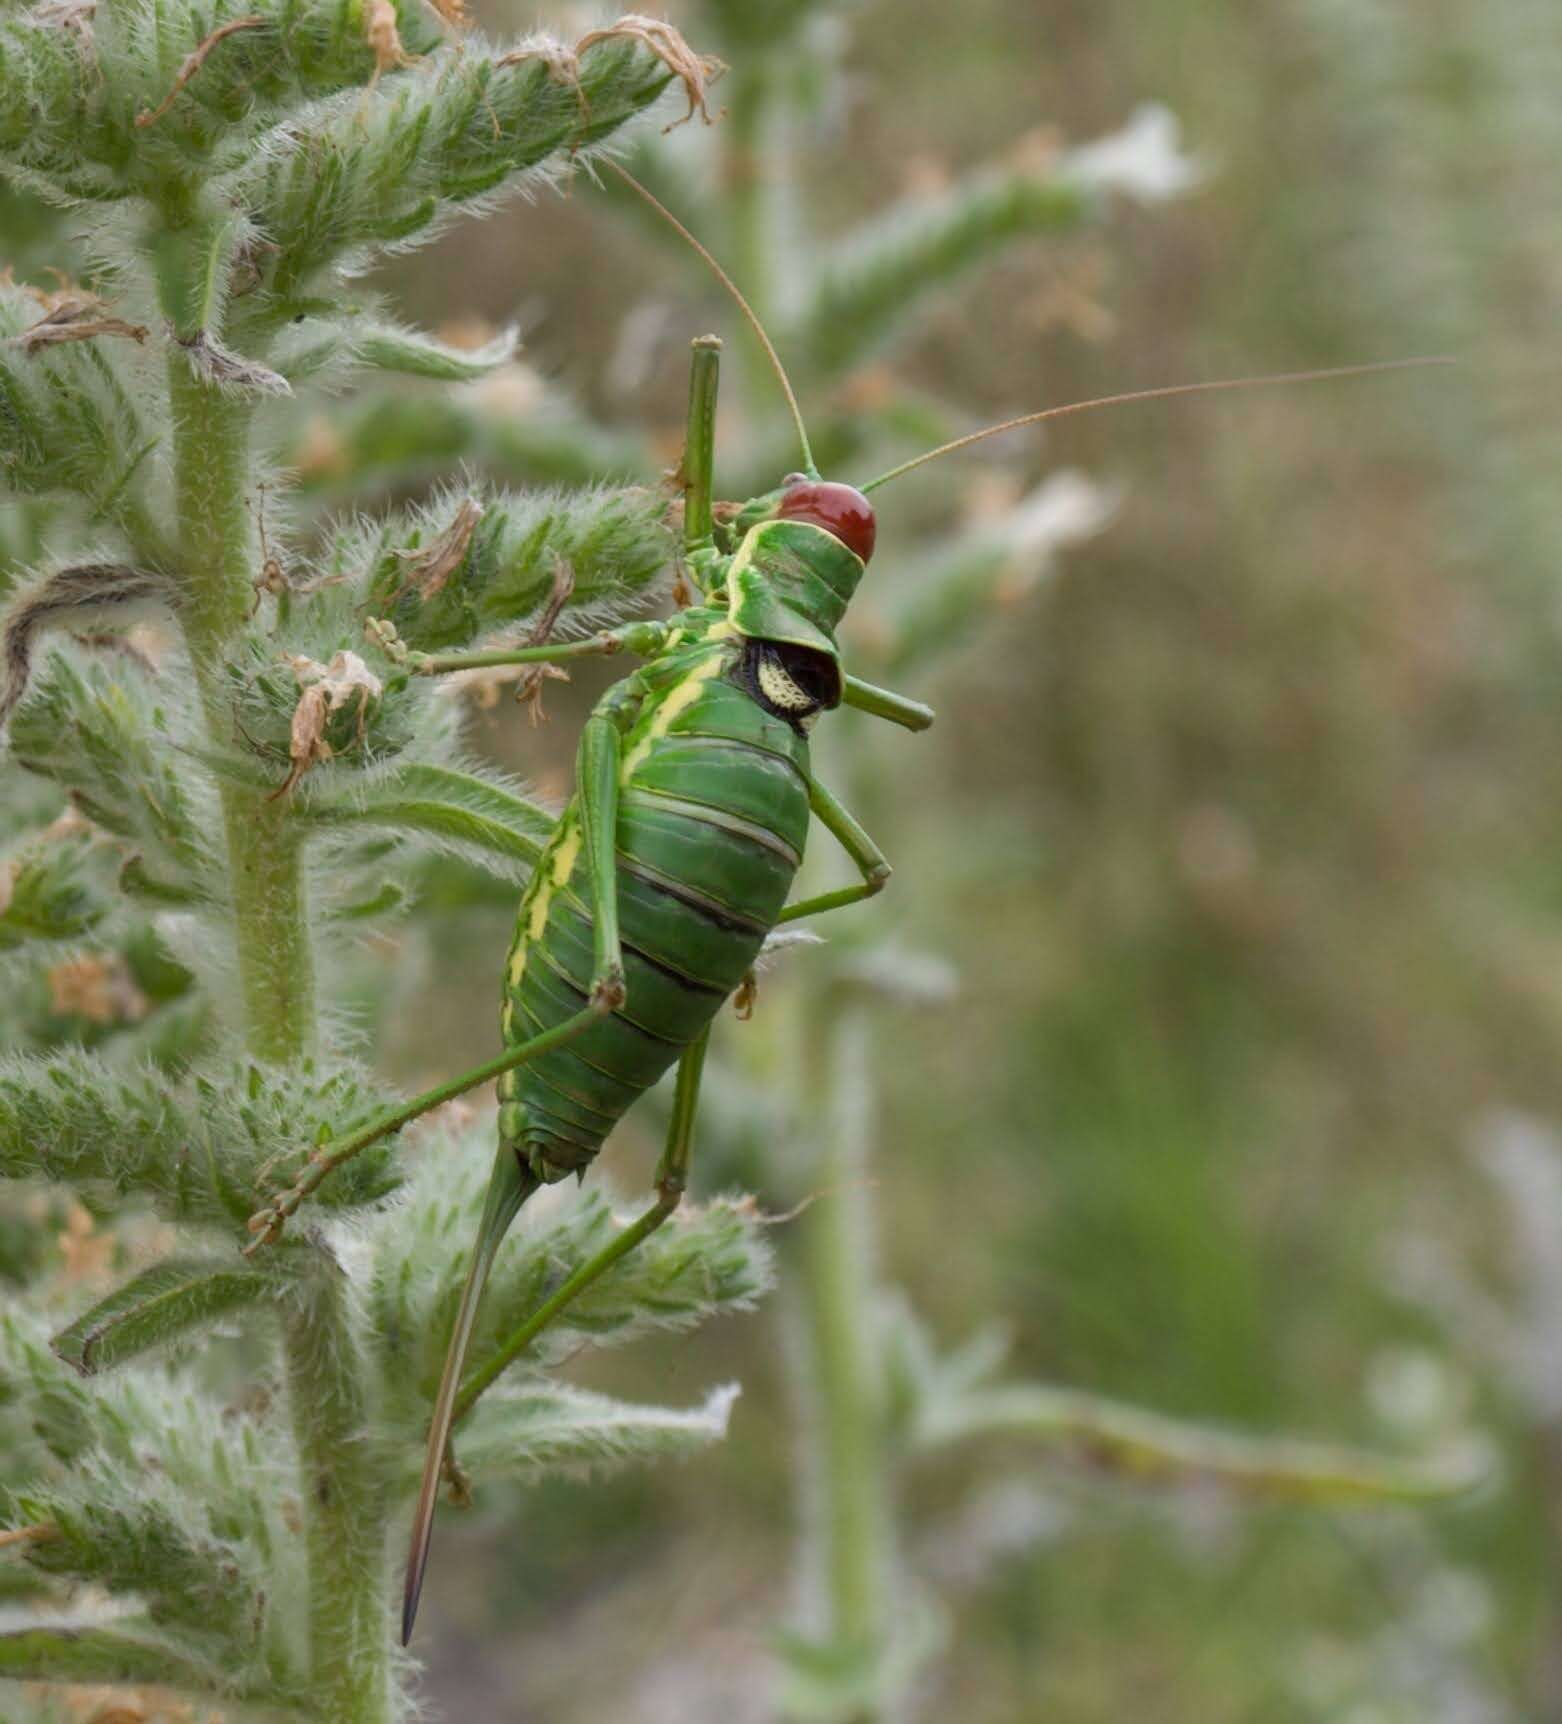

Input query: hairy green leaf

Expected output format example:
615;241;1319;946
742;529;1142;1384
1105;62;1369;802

354;483;670;652
6;652;215;894
0;1051;401;1229
0;1310;94;1472
353;321;519;381
51;1257;277;1375
448;1379;741;1485
0;825;110;953
15;1496;262;1655
371;1127;774;1426
0;0;444;200
0;285;156;516
0;1620;231;1694
296;761;555;879
242;38;678;298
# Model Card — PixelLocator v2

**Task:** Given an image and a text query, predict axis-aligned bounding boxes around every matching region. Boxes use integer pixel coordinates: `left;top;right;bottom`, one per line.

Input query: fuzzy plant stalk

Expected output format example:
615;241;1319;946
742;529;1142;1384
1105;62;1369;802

169;359;316;1060
0;11;775;1724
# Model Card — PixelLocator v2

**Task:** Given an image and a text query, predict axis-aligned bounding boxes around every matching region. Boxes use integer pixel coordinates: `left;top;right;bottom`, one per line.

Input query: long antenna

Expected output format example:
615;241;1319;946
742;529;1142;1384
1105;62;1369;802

602;159;817;478
857;358;1454;495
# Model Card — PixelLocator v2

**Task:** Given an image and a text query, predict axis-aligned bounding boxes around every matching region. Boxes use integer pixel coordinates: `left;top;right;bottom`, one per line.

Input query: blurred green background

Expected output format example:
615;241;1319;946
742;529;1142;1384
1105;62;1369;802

362;0;1561;1717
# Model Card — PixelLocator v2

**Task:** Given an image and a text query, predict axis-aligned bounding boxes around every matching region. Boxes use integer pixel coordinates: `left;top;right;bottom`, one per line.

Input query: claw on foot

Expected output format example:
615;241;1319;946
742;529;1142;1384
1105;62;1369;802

513;660;570;723
440;1449;473;1508
242;1209;284;1256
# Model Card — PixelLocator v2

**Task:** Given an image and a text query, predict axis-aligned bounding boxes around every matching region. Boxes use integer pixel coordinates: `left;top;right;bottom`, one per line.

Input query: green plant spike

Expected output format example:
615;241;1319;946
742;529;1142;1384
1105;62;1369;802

682;334;722;560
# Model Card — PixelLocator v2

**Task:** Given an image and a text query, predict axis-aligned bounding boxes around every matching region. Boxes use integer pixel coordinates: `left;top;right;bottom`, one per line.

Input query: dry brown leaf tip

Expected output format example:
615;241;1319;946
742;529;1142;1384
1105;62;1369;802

578;15;725;128
11;284;148;352
176;328;291;396
364;0;411;81
500;14;725;132
272;649;384;798
390;497;483;603
135;14;266;128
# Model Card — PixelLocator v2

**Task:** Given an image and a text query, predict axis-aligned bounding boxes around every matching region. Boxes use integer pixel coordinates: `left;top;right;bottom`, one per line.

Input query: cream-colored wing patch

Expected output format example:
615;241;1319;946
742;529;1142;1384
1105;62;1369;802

757;655;814;713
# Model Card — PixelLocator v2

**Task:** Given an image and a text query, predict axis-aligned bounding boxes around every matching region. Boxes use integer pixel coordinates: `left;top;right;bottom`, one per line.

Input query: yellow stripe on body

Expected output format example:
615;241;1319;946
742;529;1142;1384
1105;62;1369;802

618;623;736;783
502;619;736;1028
503;814;583;1005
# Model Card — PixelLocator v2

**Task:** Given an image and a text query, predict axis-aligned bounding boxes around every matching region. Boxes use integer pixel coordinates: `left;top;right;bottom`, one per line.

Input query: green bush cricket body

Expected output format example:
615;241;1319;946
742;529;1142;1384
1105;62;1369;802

392;331;911;1642
237;166;1447;1642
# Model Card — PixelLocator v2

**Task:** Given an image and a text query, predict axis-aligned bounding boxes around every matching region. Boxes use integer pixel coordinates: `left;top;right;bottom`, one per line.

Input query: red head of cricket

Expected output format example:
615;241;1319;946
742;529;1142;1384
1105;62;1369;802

777;476;876;565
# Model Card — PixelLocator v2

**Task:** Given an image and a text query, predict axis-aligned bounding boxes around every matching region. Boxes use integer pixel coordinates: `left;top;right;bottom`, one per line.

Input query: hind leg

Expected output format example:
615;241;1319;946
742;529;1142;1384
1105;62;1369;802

244;1000;616;1251
450;1027;711;1423
402;1029;711;1641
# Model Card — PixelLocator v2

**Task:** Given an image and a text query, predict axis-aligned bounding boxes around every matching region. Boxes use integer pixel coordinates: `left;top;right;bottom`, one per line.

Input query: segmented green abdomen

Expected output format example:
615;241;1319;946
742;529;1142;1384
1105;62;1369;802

498;635;810;1182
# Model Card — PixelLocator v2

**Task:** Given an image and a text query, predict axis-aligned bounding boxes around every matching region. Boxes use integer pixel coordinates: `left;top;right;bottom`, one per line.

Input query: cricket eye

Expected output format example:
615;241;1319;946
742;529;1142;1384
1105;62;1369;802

776;480;876;564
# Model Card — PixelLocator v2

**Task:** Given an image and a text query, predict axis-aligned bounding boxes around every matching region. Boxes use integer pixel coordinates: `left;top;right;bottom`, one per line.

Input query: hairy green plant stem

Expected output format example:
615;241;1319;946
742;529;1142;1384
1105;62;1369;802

170;356;389;1719
284;1266;392;1724
169;358;317;1063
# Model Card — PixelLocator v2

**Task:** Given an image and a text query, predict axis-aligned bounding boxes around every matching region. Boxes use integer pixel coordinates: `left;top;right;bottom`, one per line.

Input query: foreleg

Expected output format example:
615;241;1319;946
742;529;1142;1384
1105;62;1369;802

385;617;673;680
